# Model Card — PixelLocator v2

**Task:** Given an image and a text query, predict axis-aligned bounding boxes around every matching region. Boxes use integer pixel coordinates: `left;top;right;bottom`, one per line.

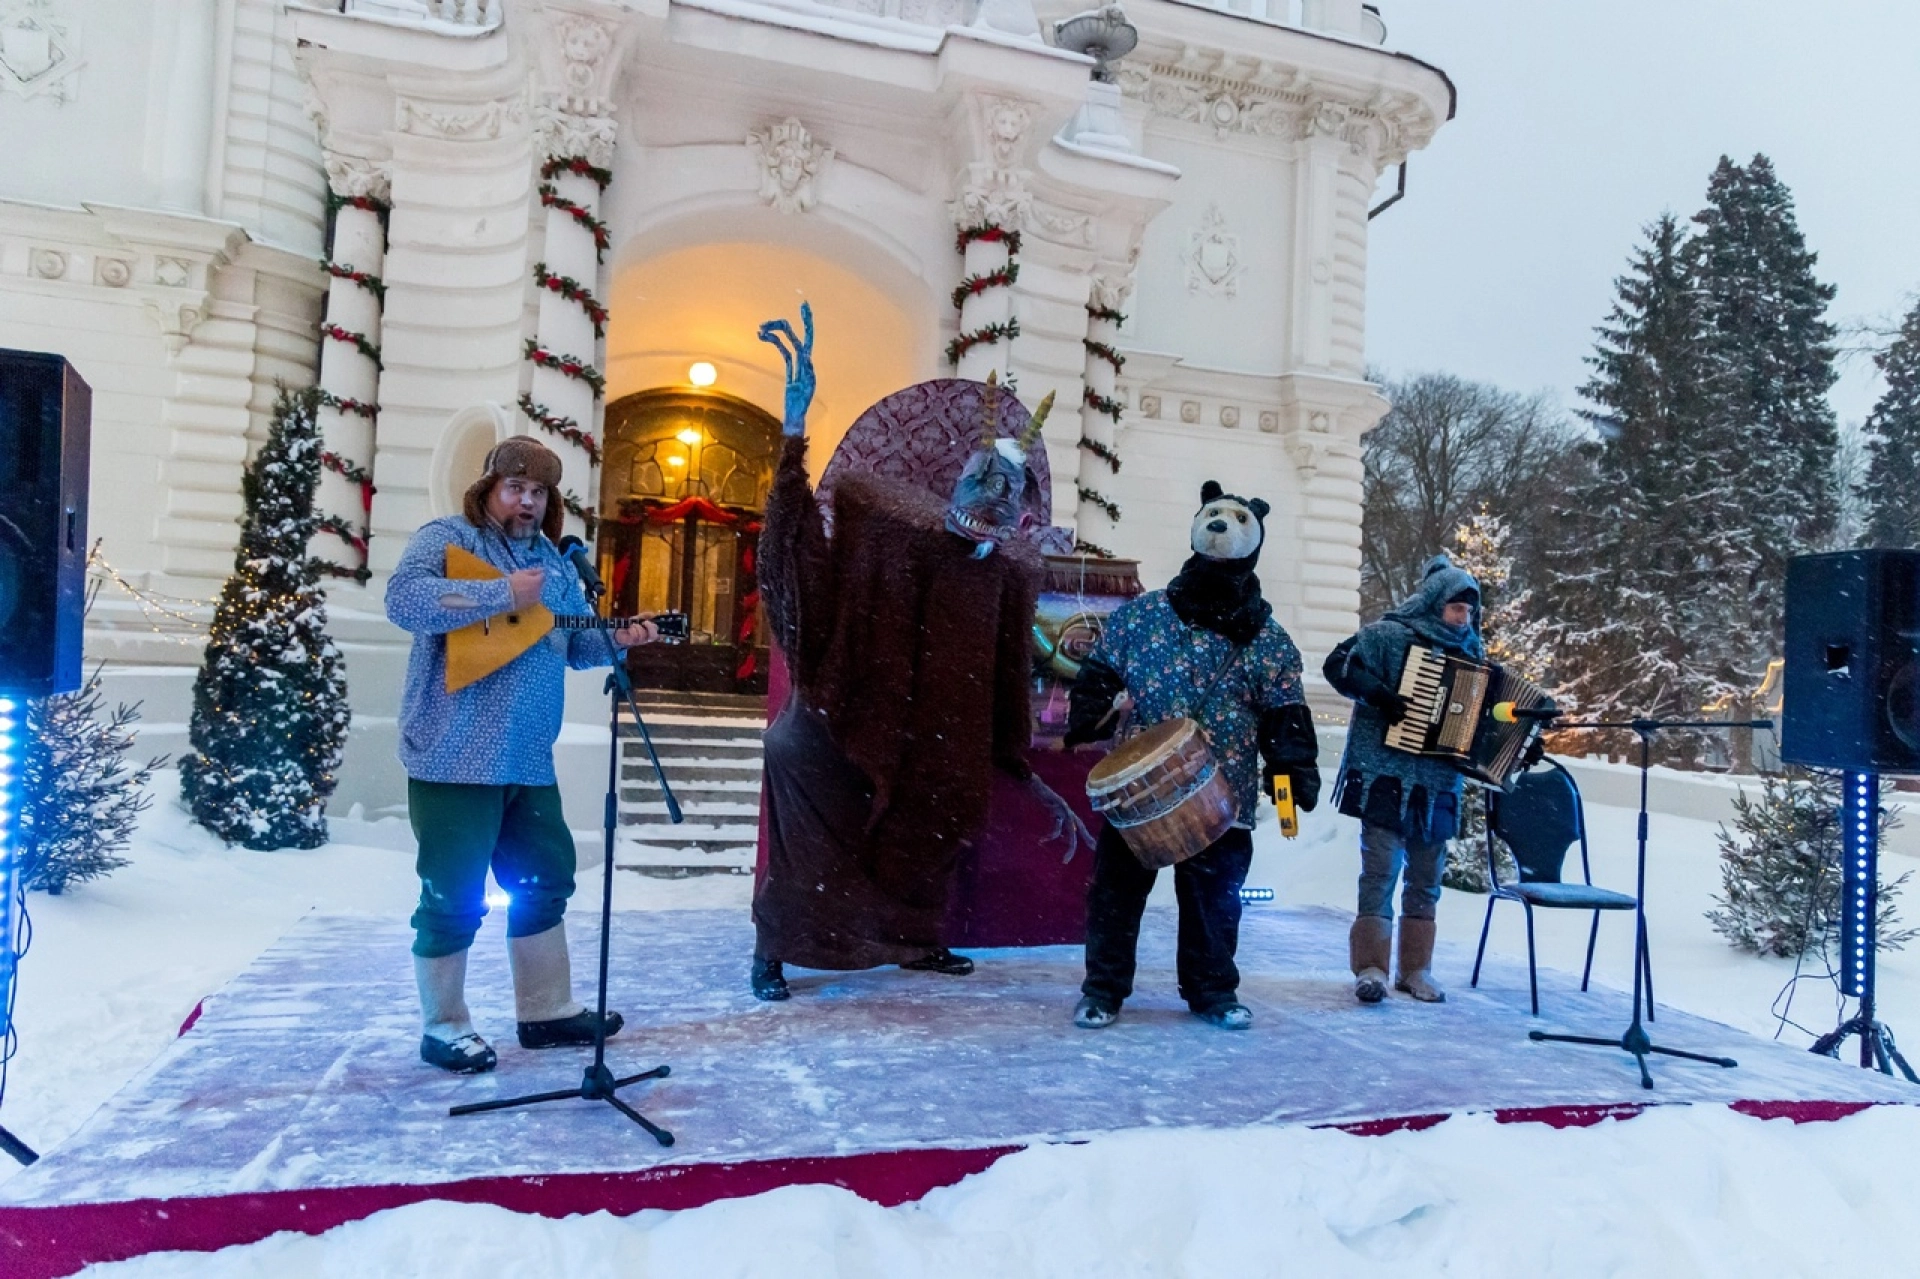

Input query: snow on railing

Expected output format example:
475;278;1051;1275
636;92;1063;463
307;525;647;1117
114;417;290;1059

1164;0;1388;45
329;0;502;30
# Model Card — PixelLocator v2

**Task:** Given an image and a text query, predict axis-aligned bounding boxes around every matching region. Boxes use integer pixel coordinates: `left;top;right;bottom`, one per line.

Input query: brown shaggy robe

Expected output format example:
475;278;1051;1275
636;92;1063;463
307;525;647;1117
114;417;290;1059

753;436;1040;969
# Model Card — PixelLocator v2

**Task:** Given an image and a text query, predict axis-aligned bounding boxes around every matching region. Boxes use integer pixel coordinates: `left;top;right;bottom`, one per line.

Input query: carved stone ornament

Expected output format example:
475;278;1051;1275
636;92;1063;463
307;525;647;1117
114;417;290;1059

144;294;207;357
1186;202;1240;297
1219;405;1240;429
536;103;616;167
0;0;81;103
951;163;1032;229
747;117;833;215
984;96;1033;169
323;153;392;204
396;93;527;141
96;257;130;288
1090;268;1134;314
1179;400;1200;424
153;257;191;289
556;14;613;95
1029;200;1093;247
1137;394;1160;419
1258;410;1279;433
28;248;65;279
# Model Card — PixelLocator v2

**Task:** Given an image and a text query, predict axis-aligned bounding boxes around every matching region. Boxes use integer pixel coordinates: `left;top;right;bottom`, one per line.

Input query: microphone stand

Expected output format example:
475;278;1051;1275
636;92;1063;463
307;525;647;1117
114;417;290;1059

450;571;681;1145
1525;716;1767;1089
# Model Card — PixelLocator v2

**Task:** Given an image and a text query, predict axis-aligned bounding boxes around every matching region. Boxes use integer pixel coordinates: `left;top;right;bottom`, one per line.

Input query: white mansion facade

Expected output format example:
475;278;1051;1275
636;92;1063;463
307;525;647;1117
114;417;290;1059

0;0;1450;809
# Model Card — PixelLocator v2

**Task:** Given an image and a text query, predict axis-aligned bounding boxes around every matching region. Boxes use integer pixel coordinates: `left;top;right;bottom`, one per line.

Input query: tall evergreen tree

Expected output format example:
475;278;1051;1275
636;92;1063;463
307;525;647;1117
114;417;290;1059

1538;214;1743;759
1690;154;1841;660
1860;296;1920;549
180;387;350;850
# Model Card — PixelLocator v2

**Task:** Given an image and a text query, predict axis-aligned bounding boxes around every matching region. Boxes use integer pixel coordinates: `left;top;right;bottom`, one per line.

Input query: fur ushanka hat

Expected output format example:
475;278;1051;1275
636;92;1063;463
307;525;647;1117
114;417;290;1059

463;435;565;542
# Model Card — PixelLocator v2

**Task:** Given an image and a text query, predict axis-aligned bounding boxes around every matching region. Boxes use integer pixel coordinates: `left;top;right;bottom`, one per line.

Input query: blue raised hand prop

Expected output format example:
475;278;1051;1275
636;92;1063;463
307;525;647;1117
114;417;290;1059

757;302;816;438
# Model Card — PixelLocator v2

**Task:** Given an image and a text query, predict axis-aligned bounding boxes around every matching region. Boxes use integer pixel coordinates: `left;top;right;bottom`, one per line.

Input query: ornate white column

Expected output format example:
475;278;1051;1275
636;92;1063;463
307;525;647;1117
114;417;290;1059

948;95;1037;384
313;155;390;582
1074;269;1129;556
524;9;621;541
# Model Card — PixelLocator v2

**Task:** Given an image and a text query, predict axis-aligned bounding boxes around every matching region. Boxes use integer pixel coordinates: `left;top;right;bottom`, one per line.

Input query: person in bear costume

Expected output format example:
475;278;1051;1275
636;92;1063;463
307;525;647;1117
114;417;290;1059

1322;553;1483;1005
1063;482;1320;1030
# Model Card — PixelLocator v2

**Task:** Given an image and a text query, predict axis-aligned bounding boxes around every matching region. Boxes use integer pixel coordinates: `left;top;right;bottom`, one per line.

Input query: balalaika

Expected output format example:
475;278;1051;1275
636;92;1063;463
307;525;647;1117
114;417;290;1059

1383;647;1551;788
442;545;687;692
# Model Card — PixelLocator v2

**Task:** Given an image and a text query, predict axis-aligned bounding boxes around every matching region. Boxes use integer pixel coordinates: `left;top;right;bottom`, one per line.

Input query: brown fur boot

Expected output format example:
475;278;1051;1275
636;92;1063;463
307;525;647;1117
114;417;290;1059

1349;915;1393;1004
1394;916;1446;1003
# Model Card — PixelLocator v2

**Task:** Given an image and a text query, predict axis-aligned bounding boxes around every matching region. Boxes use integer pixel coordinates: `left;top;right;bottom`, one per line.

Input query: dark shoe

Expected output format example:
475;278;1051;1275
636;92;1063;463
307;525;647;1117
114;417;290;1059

1354;968;1389;1004
900;948;975;976
517;1008;624;1050
1195;1002;1253;1030
420;1032;496;1074
1073;996;1119;1029
751;955;790;1002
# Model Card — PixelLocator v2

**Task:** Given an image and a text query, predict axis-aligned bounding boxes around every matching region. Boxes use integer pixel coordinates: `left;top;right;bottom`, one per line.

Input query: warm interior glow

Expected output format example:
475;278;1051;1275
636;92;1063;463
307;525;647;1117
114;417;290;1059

665;456;686;467
675;428;703;446
688;361;717;387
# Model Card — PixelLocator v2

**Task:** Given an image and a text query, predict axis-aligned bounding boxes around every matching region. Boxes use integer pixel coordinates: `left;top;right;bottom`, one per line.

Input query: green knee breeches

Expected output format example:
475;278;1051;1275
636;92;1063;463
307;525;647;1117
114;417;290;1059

408;779;578;958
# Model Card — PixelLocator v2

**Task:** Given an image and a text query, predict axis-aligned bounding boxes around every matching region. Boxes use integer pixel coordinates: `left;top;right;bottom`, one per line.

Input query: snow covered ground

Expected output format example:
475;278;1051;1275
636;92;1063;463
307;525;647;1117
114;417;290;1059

4;770;1916;1276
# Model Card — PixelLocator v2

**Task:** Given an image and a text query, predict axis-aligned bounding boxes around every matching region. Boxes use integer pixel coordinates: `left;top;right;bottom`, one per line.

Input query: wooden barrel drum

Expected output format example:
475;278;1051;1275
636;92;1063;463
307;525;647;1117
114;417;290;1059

1084;718;1239;869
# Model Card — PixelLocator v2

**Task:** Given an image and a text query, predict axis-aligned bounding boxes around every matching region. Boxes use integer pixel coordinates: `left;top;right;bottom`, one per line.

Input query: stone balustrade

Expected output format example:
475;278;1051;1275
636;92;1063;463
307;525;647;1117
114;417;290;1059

336;0;502;29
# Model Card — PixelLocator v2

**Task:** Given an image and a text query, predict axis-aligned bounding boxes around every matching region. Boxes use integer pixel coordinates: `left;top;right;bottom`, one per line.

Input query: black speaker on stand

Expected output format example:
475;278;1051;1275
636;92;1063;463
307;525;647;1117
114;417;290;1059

0;348;92;1166
1781;549;1920;1081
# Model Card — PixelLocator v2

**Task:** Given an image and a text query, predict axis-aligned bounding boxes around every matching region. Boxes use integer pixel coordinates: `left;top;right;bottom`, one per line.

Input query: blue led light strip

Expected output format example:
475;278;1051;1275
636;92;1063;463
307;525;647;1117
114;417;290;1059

0;696;20;1071
1839;769;1878;1000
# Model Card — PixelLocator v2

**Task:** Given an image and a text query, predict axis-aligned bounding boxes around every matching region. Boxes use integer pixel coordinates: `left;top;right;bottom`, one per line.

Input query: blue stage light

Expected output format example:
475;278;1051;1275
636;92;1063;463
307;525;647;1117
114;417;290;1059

0;696;20;1069
1839;769;1878;999
1238;887;1275;903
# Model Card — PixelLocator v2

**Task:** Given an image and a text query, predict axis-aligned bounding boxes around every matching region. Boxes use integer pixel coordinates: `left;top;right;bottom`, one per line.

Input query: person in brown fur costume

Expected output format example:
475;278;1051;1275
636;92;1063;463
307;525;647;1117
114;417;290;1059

748;306;1089;1000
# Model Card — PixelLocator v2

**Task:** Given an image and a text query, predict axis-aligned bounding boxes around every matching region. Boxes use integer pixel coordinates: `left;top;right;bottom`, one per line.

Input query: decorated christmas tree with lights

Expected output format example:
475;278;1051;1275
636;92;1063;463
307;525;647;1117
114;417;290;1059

180;387;350;850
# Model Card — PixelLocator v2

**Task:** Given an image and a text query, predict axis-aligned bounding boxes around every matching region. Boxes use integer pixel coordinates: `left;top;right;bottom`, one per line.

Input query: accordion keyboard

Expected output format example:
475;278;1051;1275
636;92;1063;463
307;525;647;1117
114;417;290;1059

1384;648;1448;753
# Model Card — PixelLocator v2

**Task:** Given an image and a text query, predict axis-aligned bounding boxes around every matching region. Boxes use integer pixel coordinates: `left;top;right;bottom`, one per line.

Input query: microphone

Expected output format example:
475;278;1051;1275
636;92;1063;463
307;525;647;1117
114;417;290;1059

1491;702;1561;724
556;535;605;600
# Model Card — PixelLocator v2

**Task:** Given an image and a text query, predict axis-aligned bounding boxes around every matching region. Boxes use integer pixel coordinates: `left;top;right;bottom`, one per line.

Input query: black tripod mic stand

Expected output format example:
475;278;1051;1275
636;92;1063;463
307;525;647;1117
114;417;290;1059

451;576;681;1145
1527;717;1766;1089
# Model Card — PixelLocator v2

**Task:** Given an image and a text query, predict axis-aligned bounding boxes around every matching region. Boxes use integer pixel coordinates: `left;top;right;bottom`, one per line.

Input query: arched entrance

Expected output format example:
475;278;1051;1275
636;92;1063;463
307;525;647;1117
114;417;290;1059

597;388;782;694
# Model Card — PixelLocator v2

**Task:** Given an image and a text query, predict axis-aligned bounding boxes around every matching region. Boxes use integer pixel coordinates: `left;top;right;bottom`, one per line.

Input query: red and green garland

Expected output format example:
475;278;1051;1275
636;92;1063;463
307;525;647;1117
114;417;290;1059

524;340;605;398
316;514;372;582
317;390;376;420
1086;301;1127;327
1082;385;1124;424
560;490;600;539
326;191;390;218
1078;435;1121;473
945;318;1020;367
950;263;1020;312
517;393;602;464
1076;483;1121;523
1083;337;1125;373
540;155;613;189
533;262;610;336
538;183;611;260
948;222;1022;369
1074;538;1115;559
321;322;382;370
324;261;386;303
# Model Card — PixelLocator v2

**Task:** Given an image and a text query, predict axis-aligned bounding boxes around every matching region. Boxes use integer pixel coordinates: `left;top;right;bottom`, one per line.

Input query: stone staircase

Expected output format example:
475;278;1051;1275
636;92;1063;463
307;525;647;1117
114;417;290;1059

615;690;766;877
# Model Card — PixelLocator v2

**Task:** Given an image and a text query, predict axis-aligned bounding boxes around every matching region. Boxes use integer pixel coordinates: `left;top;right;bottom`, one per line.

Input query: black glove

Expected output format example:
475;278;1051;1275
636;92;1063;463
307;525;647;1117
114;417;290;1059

1369;689;1411;725
1267;764;1321;813
1519;734;1546;771
1064;656;1126;747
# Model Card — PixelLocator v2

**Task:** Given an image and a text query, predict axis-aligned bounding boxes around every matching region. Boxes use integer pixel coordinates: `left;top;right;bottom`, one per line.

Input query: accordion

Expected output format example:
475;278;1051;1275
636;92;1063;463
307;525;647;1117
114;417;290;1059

1383;647;1551;788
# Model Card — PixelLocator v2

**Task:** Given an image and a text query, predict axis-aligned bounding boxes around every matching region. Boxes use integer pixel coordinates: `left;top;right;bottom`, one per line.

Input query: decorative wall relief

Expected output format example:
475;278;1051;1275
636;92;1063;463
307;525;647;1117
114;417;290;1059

1258;410;1278;433
1186;203;1241;297
0;0;82;103
28;248;65;279
395;94;526;141
1179;400;1200;424
748;117;833;214
1219;406;1240;429
1138;394;1160;420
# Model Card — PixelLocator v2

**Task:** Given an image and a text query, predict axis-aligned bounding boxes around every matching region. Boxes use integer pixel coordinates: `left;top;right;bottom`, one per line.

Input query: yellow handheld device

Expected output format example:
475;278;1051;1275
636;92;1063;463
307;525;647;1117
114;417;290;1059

1272;775;1298;840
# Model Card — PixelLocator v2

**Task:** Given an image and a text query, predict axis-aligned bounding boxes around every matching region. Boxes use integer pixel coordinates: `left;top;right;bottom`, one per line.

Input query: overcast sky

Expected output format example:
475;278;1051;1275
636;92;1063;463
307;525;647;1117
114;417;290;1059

1364;0;1920;427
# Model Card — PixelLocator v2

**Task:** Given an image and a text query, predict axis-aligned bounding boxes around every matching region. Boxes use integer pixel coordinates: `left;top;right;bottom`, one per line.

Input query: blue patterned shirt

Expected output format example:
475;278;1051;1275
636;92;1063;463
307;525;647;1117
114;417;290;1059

1089;590;1307;825
386;516;618;786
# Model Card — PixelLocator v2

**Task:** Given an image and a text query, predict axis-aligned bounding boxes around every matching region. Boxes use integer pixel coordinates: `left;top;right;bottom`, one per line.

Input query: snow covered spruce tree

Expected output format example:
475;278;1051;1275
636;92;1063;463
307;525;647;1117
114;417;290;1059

180;386;350;850
19;663;164;894
1442;508;1534;891
1859;296;1920;549
1690;154;1841;651
1707;769;1913;957
1537;212;1745;763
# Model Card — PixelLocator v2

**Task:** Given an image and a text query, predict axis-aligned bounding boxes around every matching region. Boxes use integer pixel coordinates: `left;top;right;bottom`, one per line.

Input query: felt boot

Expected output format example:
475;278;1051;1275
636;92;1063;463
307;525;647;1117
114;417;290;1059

900;947;974;976
510;923;624;1049
1073;995;1119;1029
1194;1001;1253;1030
1350;915;1392;1005
751;954;790;1001
1393;916;1447;1003
416;950;495;1074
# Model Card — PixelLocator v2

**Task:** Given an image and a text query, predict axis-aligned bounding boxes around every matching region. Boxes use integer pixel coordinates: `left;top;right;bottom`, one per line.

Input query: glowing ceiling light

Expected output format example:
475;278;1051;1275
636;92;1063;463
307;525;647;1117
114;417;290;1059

688;361;717;388
676;428;703;446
